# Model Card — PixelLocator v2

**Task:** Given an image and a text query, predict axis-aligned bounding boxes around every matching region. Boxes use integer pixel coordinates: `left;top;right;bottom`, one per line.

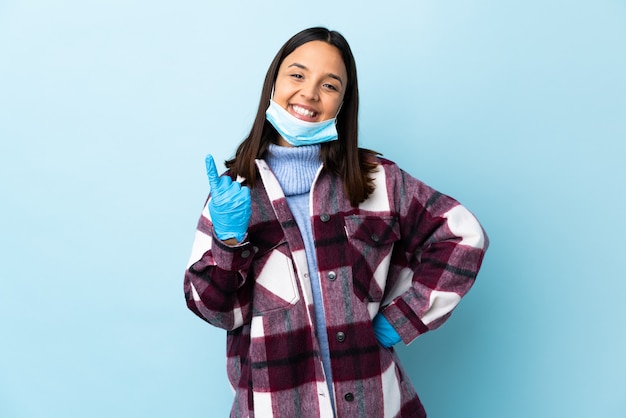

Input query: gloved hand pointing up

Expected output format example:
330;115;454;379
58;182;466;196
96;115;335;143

205;155;251;243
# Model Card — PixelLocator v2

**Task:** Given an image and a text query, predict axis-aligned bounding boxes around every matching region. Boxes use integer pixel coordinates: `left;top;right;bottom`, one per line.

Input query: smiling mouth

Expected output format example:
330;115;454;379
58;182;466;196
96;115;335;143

291;104;317;119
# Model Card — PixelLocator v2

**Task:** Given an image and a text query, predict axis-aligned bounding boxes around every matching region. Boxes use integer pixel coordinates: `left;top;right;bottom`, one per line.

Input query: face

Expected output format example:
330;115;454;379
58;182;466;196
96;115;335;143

272;41;347;145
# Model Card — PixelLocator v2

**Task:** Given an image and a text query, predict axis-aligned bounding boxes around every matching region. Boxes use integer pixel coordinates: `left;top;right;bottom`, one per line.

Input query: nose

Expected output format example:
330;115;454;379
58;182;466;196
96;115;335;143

299;81;319;101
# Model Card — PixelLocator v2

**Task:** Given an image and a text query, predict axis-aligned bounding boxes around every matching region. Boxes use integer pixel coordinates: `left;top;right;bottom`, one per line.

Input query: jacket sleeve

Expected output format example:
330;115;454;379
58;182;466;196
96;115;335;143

380;163;489;344
183;200;254;331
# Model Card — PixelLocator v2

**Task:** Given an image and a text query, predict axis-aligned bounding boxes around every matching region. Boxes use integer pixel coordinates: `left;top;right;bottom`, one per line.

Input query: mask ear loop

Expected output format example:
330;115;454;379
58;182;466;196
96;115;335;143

266;86;275;114
335;102;343;117
334;102;343;127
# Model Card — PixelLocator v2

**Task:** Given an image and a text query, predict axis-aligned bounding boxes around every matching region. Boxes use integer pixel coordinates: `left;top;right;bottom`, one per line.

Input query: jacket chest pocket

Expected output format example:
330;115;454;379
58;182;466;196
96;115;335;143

250;239;300;315
344;215;400;302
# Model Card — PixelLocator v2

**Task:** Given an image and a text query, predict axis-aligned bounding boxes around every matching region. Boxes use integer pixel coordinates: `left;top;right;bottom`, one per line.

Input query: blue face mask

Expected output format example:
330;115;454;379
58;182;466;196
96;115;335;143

265;99;340;146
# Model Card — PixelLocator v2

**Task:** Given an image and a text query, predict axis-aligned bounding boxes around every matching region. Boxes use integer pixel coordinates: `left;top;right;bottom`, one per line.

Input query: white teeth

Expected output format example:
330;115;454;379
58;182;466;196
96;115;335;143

292;105;316;117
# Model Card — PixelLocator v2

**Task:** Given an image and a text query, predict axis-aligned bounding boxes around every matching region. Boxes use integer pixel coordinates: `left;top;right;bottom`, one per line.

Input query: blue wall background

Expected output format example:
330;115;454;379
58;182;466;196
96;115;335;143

1;1;625;417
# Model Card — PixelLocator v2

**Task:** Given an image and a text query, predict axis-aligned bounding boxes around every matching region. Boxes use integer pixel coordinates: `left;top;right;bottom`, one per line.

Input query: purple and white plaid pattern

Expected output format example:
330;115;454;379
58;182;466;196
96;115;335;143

184;157;488;417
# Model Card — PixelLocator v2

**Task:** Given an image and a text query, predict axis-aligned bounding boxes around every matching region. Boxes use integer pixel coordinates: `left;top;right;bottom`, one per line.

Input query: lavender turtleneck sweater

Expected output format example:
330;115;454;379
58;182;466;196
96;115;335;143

264;143;336;408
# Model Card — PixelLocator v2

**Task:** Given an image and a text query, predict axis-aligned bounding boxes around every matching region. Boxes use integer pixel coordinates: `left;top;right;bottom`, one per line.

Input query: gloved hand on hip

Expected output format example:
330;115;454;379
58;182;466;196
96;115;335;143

372;313;402;348
205;154;251;243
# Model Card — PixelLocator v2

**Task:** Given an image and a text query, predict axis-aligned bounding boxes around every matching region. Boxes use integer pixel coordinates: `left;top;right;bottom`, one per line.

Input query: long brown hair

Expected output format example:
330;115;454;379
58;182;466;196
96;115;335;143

225;27;379;206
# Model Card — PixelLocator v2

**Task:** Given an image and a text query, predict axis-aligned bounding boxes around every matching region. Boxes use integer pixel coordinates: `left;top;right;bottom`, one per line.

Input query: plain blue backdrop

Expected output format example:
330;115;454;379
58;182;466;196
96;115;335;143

1;1;625;417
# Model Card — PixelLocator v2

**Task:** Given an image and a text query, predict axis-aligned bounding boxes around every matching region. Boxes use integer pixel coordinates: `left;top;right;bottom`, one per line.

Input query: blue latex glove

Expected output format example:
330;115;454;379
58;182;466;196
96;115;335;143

205;155;251;242
372;313;401;348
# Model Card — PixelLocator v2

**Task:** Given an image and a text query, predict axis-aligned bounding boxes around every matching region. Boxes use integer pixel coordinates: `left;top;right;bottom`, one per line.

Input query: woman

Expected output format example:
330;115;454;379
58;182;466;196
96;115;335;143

184;27;488;418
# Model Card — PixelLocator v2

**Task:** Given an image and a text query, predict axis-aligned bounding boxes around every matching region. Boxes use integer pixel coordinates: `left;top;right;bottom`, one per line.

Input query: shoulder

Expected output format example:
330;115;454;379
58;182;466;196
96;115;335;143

368;155;446;204
357;148;402;174
368;154;409;182
374;156;398;169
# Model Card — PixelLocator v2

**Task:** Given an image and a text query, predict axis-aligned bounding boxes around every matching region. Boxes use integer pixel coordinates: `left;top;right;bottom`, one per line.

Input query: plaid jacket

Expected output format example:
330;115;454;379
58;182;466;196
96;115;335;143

184;156;488;418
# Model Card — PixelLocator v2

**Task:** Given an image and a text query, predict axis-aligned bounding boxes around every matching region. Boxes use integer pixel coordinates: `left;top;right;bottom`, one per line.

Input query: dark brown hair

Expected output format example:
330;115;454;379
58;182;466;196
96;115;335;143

225;27;379;206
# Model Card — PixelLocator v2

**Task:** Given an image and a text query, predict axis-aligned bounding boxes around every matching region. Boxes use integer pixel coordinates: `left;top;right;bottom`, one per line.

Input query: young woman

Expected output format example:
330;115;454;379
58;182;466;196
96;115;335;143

184;27;488;418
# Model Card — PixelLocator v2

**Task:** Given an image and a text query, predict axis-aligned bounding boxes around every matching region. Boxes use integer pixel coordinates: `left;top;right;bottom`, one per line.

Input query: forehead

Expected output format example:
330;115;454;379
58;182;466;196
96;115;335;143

280;41;347;79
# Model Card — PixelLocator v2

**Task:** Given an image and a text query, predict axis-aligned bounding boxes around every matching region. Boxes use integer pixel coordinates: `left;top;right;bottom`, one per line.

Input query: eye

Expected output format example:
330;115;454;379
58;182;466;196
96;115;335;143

290;73;303;79
323;83;339;91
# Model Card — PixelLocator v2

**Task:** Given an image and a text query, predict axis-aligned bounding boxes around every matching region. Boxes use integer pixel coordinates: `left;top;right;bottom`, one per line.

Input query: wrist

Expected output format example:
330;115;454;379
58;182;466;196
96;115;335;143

222;237;239;246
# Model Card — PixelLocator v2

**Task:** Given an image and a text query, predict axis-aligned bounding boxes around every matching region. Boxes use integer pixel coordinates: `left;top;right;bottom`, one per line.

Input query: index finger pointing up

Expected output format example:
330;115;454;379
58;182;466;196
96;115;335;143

205;154;220;191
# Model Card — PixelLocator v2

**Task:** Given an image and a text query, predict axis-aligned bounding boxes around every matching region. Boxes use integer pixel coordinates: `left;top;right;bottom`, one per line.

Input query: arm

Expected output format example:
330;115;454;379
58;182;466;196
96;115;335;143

183;155;253;330
183;208;254;330
380;165;489;344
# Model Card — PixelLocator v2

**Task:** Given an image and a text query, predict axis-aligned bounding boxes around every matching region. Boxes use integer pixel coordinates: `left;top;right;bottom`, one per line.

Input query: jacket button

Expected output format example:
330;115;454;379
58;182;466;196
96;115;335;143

327;271;337;281
336;332;345;342
344;392;354;402
320;213;330;222
241;250;251;258
371;233;379;243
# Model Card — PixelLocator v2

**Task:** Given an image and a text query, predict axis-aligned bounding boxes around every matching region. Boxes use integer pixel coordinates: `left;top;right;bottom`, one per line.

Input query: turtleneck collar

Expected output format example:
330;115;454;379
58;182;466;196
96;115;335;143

264;143;322;196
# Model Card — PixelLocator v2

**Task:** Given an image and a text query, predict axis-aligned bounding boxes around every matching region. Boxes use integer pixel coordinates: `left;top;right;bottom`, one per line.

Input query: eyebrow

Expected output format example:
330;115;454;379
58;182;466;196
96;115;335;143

287;62;344;86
